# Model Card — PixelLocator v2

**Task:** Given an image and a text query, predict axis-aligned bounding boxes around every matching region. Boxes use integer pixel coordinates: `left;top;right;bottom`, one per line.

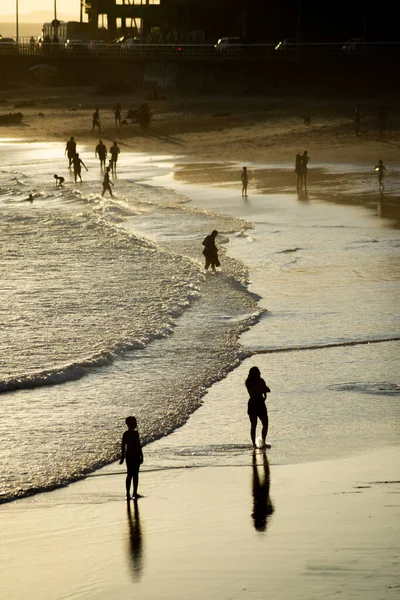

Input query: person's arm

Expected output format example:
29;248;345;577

119;432;126;464
81;160;88;171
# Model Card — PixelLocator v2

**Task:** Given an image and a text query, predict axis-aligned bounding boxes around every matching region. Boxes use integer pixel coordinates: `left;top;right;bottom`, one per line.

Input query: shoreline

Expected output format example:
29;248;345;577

2;446;399;600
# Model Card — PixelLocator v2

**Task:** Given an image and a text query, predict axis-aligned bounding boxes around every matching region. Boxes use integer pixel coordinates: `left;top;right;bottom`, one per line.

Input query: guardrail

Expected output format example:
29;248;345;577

1;42;400;60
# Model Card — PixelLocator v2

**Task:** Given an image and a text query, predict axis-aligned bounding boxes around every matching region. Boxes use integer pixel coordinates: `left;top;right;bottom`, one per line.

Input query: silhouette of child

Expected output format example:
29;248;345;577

120;416;144;500
54;174;65;187
102;166;114;197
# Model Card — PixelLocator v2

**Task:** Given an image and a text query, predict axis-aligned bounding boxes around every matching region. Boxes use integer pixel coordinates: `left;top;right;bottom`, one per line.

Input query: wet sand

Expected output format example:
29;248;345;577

1;448;399;600
1;87;400;598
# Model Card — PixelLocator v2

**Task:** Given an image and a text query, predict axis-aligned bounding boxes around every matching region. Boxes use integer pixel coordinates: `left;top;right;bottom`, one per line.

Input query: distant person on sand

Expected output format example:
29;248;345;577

377;106;387;137
95;139;107;169
202;230;220;272
245;366;271;450
354;103;361;136
241;166;248;197
102;166;114;197
54;174;65;187
119;416;144;501
374;159;386;190
300;150;309;190
72;153;88;183
295;153;302;189
114;102;122;128
92;108;101;133
65;136;76;168
109;140;120;175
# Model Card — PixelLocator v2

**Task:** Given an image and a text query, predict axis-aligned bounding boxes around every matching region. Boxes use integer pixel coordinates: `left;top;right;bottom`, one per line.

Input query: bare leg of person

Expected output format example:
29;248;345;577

249;414;257;449
260;413;269;446
126;473;132;499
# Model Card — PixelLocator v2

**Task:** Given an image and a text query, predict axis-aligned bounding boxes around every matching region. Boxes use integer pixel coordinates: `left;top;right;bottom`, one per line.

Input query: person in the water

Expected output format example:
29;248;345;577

245;366;271;449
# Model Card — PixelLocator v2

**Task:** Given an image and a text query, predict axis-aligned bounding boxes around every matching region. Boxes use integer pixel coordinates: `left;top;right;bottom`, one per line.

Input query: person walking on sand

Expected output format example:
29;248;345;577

202;230;220;272
109;140;120;175
102;166;114;197
295;153;302;190
245;366;271;450
375;159;387;190
354;103;361;136
114;102;122;128
72;153;88;183
95;139;107;169
120;416;144;501
92;108;101;133
300;150;309;190
241;166;248;197
65;136;76;168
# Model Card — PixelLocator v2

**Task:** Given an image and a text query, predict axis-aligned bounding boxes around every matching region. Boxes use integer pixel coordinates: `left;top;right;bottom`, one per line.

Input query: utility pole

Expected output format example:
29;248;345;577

16;0;19;43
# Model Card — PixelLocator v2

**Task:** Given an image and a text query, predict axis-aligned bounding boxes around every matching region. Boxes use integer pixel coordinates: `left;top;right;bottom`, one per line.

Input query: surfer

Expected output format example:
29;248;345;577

202;230;220;272
245;366;271;449
120;416;144;501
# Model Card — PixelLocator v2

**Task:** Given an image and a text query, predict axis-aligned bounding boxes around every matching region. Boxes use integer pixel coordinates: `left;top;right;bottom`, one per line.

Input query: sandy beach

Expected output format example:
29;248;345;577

1;84;399;599
1;447;399;600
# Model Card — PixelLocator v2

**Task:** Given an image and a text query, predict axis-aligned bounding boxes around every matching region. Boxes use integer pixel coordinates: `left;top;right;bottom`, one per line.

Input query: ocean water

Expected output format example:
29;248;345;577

0;139;399;503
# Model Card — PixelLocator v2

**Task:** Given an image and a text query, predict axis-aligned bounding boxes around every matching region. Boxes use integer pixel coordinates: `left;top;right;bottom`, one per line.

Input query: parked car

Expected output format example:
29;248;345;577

275;38;297;51
64;39;88;53
342;38;364;52
214;37;243;56
0;37;19;54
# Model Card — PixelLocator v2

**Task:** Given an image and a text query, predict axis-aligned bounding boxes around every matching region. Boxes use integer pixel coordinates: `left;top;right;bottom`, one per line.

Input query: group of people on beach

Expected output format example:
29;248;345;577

64;136;120;195
91;103;151;133
121;365;270;500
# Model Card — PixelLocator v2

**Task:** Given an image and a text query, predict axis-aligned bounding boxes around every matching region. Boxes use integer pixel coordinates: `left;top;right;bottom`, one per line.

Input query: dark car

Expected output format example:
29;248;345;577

0;37;19;55
214;37;244;56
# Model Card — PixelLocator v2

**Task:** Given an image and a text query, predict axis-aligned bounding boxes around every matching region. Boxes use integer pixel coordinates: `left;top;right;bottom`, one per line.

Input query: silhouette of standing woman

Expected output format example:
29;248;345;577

120;416;144;500
202;230;220;271
245;366;271;449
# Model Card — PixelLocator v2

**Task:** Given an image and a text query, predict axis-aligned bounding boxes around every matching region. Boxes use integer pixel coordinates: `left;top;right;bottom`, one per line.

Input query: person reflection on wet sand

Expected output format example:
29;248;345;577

126;500;144;582
251;450;274;532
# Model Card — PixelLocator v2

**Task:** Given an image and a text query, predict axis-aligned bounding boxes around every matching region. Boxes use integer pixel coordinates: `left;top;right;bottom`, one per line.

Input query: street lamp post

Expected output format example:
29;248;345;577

16;0;19;43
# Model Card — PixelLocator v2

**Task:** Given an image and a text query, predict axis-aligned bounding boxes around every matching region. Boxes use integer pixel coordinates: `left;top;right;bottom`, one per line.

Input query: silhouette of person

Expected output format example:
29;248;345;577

202;230;220;271
72;153;88;182
138;103;151;133
241;166;248;197
102;166;114;197
300;150;309;190
245;366;271;449
95;139;107;169
65;136;76;168
374;159;386;190
295;153;302;189
377;106;387;137
354;103;361;136
109;141;120;175
92;108;101;133
54;174;65;187
114;102;122;128
24;193;34;202
126;501;144;581
251;450;274;532
120;416;144;500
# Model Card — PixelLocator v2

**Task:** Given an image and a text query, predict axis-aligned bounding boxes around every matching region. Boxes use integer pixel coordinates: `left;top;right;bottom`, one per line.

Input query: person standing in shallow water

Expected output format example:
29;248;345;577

65;136;76;168
92;108;101;133
102;166;114;197
95;139;107;169
202;230;220;271
120;416;144;500
109;140;120;175
374;159;387;190
72;153;88;183
241;166;248;197
245;366;271;449
300;150;309;190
